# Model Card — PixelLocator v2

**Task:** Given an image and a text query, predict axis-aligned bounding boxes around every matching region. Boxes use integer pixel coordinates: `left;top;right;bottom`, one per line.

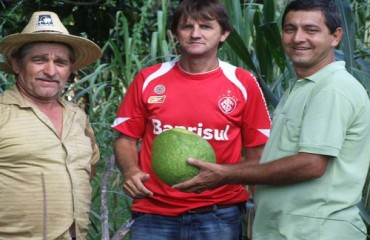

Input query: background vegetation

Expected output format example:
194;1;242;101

0;0;369;239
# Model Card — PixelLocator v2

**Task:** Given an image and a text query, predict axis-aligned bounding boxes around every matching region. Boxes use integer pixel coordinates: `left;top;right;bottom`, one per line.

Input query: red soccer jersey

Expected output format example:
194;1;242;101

112;59;271;216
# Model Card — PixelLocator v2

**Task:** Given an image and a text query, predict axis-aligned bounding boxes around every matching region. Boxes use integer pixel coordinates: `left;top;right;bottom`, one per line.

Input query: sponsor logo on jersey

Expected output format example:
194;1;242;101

218;91;238;114
148;96;166;103
154;85;166;94
152;119;229;141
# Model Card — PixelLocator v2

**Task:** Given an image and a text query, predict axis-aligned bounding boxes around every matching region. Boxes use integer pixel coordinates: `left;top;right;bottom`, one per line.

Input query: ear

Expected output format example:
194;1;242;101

331;27;343;47
220;30;231;43
10;58;20;74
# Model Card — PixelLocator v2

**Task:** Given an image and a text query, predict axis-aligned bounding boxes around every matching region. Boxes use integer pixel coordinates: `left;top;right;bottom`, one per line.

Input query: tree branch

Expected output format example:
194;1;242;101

101;155;133;240
101;155;115;239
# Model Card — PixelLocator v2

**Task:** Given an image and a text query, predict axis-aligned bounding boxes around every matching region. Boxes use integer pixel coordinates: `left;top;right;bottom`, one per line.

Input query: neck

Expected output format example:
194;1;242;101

295;56;336;79
17;84;61;109
17;84;64;137
178;57;219;74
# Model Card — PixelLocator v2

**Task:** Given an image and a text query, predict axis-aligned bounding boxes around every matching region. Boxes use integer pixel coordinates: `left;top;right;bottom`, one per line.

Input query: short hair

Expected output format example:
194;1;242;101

281;0;342;34
170;0;232;35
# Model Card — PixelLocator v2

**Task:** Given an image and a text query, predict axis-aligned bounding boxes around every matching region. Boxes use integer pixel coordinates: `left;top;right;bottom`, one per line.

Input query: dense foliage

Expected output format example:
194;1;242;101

1;0;369;239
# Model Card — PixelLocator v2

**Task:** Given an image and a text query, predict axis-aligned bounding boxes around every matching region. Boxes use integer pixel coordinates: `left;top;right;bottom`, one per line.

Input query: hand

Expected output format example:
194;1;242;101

172;158;226;193
123;170;153;199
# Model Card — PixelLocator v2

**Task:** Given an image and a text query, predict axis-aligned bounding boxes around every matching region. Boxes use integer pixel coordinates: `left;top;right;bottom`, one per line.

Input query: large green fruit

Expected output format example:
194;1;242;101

151;128;216;186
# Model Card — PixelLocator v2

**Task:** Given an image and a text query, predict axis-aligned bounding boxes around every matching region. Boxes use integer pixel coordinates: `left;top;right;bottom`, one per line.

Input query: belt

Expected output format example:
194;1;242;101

187;203;239;214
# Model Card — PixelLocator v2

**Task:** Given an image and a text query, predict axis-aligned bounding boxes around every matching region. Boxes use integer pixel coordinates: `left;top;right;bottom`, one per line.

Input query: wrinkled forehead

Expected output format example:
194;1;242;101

13;42;75;63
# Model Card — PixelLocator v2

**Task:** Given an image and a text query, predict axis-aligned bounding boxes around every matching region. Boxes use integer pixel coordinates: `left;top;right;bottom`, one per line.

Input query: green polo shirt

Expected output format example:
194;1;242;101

253;61;370;239
0;86;100;239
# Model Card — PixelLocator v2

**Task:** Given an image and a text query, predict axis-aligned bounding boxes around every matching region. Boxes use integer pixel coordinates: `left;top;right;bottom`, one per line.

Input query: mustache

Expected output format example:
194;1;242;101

36;76;61;82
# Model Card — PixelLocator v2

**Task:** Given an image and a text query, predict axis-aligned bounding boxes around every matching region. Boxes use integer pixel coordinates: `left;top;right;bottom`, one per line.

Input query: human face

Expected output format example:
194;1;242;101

282;10;342;77
13;42;72;102
175;17;230;58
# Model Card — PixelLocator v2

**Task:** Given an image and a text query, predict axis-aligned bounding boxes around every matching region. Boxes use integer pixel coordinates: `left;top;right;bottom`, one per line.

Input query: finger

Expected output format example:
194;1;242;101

124;182;152;199
123;174;152;198
187;157;202;167
172;178;201;193
187;158;212;170
133;174;153;197
172;177;194;189
135;184;153;197
123;184;135;199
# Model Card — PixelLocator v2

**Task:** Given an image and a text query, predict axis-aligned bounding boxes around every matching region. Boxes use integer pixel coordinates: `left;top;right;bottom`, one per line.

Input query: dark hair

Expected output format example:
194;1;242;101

281;0;342;34
170;0;232;35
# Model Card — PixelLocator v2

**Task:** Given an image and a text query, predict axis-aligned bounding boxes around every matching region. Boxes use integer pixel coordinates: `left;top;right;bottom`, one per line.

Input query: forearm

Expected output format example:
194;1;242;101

224;152;330;185
114;134;153;198
114;134;140;178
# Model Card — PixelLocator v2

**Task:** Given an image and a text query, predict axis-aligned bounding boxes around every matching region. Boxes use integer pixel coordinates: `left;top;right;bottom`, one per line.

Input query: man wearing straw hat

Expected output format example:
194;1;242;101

0;11;102;239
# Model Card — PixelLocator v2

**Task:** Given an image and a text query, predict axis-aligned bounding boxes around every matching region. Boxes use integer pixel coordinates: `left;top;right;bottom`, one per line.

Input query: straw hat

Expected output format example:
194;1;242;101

0;11;102;74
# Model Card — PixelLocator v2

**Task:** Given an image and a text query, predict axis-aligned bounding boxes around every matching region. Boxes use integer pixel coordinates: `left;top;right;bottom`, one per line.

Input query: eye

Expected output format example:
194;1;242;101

283;27;295;33
32;57;46;64
181;24;193;30
307;28;319;34
200;24;212;29
55;59;70;67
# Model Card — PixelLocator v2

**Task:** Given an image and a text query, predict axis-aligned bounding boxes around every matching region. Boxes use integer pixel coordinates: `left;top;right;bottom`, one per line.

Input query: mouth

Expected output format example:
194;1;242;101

188;41;203;45
292;46;312;51
37;78;59;83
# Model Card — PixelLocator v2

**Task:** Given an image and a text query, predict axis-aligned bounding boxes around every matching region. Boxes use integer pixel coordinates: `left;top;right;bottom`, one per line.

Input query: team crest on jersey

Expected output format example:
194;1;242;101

148;95;166;103
154;85;166;94
218;91;237;114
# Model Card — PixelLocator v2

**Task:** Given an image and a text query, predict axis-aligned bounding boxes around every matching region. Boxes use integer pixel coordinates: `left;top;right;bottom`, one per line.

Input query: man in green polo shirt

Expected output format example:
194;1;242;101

173;0;370;239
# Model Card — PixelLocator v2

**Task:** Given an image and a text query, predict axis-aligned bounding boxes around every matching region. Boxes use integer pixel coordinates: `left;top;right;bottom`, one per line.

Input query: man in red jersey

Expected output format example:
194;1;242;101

112;0;270;239
174;1;370;239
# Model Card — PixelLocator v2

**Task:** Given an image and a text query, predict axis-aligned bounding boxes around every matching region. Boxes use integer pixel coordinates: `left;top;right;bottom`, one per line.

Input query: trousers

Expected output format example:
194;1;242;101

130;205;244;240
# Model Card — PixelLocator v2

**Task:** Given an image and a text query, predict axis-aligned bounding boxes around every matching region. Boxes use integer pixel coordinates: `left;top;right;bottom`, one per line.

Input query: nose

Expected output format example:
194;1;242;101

190;26;201;38
43;62;57;76
292;29;306;42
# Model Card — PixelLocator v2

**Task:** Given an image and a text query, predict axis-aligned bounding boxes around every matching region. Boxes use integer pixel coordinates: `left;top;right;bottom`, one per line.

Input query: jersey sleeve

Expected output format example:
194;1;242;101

112;72;147;139
239;71;271;147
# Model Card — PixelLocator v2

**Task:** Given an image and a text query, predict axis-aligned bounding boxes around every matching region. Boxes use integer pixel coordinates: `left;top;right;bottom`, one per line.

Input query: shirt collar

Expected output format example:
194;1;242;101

301;61;346;83
1;85;66;109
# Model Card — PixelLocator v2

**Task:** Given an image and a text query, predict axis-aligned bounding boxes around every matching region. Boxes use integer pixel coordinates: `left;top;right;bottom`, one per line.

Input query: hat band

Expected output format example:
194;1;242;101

33;30;64;33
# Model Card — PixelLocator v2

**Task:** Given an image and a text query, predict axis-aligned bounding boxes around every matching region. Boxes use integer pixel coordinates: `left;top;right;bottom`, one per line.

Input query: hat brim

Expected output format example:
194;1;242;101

0;32;102;74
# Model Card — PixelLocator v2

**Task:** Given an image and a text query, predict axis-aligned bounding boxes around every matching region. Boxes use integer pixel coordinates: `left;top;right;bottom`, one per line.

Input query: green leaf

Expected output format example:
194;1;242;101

226;28;257;73
258;22;287;73
336;0;356;73
263;0;276;23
